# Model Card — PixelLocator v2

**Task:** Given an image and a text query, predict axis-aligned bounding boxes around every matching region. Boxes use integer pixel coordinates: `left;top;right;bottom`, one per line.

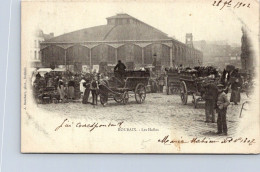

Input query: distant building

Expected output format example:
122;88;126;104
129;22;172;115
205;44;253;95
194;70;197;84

229;46;242;67
185;33;194;48
194;40;241;69
31;29;54;68
40;13;202;72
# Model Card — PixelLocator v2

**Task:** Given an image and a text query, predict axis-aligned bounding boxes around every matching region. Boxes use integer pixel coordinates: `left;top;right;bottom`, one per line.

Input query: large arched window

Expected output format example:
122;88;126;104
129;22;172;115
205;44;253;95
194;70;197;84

117;44;142;64
144;43;170;66
66;44;90;65
91;44;115;65
41;45;65;66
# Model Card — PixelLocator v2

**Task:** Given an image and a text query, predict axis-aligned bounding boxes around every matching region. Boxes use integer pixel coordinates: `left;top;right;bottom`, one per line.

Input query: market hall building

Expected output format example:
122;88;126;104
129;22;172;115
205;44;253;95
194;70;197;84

40;13;203;72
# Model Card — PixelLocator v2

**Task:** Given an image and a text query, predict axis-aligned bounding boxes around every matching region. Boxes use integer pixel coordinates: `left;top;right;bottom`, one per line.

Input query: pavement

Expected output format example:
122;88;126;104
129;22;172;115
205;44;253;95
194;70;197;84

37;92;248;138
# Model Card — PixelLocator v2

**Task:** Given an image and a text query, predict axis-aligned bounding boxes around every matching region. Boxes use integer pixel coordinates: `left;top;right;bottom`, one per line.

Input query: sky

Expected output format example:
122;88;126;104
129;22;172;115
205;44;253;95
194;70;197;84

23;0;259;46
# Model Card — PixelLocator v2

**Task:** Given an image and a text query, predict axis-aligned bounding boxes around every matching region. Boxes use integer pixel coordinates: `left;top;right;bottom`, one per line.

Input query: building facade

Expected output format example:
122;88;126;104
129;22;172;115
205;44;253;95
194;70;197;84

194;40;241;69
40;14;203;72
31;29;54;68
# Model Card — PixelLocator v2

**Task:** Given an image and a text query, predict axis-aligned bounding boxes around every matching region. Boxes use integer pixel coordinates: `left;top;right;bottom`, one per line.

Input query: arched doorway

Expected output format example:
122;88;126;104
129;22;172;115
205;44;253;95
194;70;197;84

117;44;142;69
91;44;116;65
66;44;90;65
66;44;90;72
144;43;170;66
41;45;65;67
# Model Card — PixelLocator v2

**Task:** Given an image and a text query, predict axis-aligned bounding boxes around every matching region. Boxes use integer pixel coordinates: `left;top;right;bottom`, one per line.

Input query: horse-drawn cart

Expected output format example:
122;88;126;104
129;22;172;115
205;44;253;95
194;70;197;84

99;70;150;105
179;71;206;108
180;72;219;108
165;69;180;95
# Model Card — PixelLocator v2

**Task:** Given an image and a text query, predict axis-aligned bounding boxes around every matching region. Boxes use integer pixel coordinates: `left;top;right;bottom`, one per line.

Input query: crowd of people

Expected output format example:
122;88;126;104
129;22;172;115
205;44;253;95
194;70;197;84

196;66;252;135
32;69;107;105
32;60;130;106
32;61;254;136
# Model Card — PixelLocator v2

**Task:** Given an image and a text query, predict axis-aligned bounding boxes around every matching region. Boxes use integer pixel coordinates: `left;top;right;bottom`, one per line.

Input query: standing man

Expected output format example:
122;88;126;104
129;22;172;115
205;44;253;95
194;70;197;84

204;80;218;123
114;60;126;79
158;74;164;93
216;84;230;135
90;74;99;105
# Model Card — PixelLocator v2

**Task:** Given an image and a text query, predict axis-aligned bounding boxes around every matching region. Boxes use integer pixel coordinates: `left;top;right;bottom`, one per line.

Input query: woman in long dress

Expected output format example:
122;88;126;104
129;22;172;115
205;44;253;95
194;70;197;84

230;77;242;105
82;76;91;104
67;76;75;100
57;77;65;102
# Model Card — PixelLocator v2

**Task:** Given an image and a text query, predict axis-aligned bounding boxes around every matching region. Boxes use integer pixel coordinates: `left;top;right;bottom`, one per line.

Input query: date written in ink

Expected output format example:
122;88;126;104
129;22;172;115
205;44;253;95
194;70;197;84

212;0;251;10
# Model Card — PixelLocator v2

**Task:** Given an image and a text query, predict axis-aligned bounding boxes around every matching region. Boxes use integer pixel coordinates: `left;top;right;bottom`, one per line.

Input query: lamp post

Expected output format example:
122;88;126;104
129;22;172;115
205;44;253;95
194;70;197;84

152;53;157;73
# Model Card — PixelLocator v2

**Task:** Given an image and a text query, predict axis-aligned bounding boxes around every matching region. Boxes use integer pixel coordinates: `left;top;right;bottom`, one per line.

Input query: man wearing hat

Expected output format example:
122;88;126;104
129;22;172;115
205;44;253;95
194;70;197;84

216;84;230;135
90;73;100;105
203;79;218;123
114;60;126;79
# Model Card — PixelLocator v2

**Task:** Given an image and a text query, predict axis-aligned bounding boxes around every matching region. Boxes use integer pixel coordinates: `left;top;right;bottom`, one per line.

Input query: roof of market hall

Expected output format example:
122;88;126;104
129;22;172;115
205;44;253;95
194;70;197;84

43;13;180;43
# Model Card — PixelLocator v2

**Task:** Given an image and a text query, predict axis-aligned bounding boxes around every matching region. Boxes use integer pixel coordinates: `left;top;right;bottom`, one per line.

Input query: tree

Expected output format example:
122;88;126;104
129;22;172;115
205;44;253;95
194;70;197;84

241;27;253;71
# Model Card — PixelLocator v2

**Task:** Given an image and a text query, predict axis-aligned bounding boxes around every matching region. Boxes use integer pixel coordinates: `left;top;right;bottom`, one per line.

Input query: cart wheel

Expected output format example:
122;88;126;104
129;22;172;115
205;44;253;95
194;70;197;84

180;81;188;105
135;83;146;104
192;94;197;109
114;94;123;103
122;91;129;105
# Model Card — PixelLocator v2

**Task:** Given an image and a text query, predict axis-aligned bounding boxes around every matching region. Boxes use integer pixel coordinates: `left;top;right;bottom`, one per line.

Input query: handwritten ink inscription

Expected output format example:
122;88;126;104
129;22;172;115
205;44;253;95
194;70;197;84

54;119;124;132
212;0;251;10
158;135;256;146
54;119;159;132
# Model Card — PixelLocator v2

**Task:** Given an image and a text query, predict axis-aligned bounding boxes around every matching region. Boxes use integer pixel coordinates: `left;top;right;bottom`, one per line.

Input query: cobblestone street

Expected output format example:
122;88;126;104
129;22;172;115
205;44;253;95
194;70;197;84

37;92;249;138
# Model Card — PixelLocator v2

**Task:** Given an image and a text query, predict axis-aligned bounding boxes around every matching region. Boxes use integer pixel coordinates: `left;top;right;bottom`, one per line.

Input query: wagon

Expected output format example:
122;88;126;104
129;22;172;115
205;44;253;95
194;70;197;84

179;71;213;108
99;70;150;105
165;69;180;95
35;86;60;104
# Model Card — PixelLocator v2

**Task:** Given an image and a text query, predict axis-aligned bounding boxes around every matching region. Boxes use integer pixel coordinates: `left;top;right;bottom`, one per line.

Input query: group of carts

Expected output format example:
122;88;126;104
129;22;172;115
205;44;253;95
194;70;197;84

165;65;253;108
98;66;222;107
34;65;253;107
165;68;216;108
98;67;218;107
98;65;242;108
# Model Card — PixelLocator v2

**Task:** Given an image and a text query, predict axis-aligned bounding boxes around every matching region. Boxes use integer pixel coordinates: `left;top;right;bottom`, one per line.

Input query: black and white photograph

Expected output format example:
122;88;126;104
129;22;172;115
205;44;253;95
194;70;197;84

21;0;259;153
